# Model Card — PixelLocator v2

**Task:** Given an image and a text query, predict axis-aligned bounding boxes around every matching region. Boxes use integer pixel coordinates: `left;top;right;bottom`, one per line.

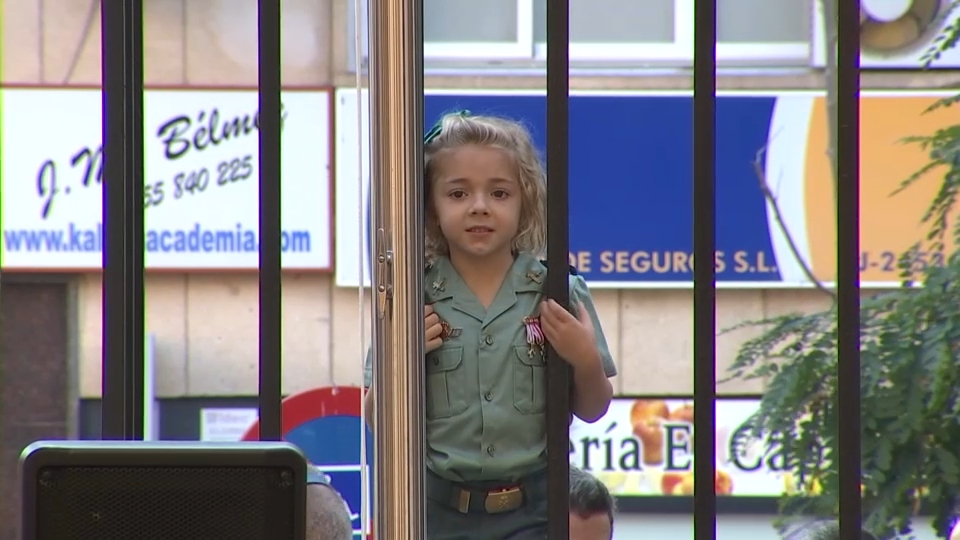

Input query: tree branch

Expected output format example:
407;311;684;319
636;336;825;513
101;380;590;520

820;0;841;205
752;147;837;301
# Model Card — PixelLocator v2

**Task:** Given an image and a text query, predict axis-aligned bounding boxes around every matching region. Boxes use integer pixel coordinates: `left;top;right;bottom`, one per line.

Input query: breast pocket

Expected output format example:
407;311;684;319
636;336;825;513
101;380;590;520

513;345;546;415
425;346;468;419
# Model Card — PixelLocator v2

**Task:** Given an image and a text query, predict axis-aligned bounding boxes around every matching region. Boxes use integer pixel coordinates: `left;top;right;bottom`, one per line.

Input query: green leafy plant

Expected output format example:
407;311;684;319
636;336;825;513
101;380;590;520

800;520;879;540
724;6;960;539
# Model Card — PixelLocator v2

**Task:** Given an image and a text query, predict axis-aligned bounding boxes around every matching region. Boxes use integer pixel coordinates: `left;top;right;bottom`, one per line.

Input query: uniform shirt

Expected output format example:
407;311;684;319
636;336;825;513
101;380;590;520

364;252;617;483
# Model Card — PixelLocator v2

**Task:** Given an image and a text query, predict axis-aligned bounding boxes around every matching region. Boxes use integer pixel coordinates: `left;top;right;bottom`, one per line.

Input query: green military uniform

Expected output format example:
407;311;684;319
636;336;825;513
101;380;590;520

364;252;617;539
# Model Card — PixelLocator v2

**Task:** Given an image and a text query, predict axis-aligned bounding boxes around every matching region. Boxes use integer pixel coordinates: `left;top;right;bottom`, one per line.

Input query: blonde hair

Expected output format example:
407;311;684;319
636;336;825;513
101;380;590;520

424;112;547;262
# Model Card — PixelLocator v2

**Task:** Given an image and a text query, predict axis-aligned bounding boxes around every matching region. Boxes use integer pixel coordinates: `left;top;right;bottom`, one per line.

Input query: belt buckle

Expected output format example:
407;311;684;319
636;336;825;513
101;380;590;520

455;489;471;514
484;486;523;514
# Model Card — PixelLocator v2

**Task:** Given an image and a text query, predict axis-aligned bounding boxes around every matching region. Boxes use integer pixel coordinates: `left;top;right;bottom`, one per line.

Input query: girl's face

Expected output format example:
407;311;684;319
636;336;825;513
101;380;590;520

429;144;522;264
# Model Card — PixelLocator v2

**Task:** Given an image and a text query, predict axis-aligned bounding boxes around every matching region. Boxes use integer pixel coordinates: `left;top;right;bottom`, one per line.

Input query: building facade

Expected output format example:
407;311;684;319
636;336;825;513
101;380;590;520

1;0;958;536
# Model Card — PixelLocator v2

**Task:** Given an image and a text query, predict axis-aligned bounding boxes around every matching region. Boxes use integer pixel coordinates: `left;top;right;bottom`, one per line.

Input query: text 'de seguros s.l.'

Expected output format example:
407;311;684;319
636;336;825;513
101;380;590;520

568;250;778;276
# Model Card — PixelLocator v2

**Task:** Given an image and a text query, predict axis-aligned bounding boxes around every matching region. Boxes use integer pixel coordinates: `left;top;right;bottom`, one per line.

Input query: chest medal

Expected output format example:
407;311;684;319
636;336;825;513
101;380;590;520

439;320;461;340
522;316;545;358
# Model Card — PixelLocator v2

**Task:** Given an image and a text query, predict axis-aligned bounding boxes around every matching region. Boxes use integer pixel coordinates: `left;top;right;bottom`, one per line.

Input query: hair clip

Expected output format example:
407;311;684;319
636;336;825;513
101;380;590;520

423;109;472;145
423;122;443;145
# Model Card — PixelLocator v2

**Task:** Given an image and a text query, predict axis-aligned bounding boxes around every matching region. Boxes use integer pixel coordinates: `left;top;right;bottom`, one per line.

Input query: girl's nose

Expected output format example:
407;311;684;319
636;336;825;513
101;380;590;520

469;195;490;214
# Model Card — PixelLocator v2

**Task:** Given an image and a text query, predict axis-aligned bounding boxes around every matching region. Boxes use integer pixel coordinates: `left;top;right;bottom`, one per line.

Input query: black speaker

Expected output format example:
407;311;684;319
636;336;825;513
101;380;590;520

20;440;307;540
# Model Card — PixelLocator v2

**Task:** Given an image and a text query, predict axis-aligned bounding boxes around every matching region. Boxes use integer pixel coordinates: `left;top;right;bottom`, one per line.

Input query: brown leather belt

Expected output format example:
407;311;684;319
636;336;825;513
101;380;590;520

426;469;546;515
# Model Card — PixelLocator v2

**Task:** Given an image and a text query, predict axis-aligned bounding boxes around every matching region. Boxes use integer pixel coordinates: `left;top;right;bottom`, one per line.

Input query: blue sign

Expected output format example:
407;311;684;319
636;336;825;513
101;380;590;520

291;420;372;536
241;387;373;538
346;90;945;287
420;93;780;284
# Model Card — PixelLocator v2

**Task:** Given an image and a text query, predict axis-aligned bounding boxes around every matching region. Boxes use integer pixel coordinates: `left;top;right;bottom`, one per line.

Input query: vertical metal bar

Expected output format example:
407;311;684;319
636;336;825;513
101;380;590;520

124;0;145;441
544;0;571;537
256;0;283;441
369;0;426;536
99;0;125;442
100;0;145;441
836;0;862;535
692;0;717;538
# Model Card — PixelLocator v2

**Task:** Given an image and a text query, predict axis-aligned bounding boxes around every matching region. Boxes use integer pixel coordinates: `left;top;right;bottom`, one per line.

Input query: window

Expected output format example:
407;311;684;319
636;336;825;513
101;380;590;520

349;0;811;68
714;0;811;63
349;0;532;62
534;0;691;63
423;0;533;59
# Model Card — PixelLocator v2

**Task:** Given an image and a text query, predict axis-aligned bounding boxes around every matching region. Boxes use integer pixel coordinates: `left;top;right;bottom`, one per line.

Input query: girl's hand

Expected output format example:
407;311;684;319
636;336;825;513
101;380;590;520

425;304;444;353
540;300;600;370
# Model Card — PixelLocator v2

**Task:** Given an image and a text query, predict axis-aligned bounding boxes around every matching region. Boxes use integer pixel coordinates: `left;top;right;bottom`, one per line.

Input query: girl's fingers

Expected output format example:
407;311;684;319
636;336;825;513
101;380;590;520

540;317;558;340
425;323;444;341
426;337;443;352
540;301;566;326
539;303;556;324
542;300;576;325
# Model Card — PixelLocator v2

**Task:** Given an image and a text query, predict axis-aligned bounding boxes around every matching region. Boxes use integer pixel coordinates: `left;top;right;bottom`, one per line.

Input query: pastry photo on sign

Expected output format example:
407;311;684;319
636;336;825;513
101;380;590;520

628;399;734;496
629;399;669;466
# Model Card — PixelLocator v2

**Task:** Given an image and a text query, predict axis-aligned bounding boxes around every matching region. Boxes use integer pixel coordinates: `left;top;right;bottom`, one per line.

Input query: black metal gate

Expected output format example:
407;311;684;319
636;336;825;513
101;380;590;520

99;0;284;443
96;0;862;538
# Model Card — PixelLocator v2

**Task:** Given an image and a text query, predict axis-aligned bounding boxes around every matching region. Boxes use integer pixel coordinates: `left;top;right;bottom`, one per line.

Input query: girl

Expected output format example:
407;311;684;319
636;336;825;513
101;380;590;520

364;112;617;539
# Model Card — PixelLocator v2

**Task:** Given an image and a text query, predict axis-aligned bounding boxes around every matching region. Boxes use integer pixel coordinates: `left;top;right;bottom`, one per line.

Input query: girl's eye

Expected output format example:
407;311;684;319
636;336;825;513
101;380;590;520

492;190;509;198
449;190;467;199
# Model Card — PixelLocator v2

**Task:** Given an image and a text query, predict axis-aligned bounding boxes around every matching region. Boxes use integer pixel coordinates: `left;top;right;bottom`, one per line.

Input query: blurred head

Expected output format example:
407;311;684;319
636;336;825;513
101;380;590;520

569;467;616;540
424;112;546;264
305;470;352;540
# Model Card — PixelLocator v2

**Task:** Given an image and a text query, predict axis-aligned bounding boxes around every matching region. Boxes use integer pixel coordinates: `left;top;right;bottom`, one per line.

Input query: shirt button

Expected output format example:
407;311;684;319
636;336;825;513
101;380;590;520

484;391;493;401
484;335;494;345
487;445;496;456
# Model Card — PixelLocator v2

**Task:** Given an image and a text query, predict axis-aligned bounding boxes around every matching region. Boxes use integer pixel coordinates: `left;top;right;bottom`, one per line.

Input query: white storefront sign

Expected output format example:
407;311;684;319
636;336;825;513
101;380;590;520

570;398;800;497
1;88;332;270
199;408;259;442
